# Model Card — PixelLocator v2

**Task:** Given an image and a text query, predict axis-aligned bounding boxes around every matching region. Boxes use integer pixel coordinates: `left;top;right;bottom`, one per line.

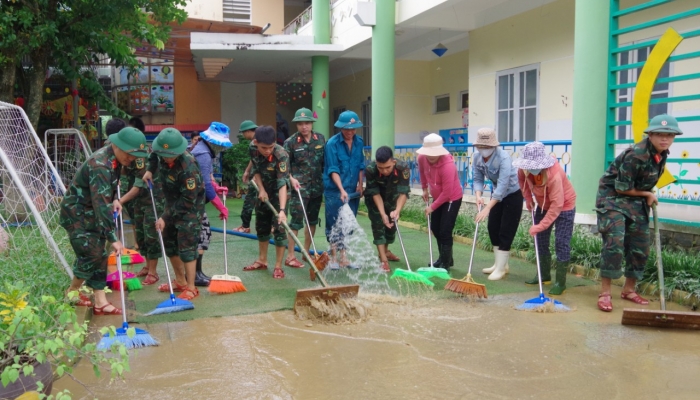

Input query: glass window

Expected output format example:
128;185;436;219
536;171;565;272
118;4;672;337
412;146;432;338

435;94;450;113
496;64;539;142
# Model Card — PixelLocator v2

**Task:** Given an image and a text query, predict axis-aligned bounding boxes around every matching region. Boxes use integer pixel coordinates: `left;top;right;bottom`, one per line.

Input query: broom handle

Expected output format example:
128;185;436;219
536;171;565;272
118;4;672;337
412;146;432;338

148;181;176;298
296;187;319;260
251;181;329;288
652;204;666;311
222;192;228;275
117;185;126;245
426;200;433;267
394;217;412;272
467;205;481;276
531;203;545;297
114;212;128;326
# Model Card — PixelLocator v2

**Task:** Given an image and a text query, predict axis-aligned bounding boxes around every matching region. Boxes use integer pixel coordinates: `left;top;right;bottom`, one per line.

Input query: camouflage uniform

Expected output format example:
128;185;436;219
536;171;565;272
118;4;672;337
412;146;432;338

119;175;136;221
59;145;120;290
123;157;164;260
240;140;257;228
250;143;290;246
284;131;325;231
364;160;411;245
148;152;205;263
596;138;666;280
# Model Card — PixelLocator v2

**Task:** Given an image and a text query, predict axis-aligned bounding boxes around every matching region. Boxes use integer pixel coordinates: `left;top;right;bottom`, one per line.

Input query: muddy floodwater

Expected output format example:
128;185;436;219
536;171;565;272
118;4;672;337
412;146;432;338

56;284;700;399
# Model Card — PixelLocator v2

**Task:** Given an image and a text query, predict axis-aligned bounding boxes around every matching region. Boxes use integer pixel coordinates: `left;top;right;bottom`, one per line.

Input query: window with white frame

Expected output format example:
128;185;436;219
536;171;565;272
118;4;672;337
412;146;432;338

459;90;469;110
434;94;450;114
361;101;372;145
496;64;539;142
616;44;671;140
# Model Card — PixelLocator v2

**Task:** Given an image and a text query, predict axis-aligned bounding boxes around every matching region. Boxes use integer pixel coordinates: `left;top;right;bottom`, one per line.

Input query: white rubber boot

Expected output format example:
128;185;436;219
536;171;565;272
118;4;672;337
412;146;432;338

488;250;510;281
483;246;510;274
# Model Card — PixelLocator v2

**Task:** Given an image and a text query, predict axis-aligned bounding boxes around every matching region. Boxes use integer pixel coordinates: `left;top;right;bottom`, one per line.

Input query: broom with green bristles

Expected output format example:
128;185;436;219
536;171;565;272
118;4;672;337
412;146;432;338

107;186;142;291
390;217;434;286
417;200;451;280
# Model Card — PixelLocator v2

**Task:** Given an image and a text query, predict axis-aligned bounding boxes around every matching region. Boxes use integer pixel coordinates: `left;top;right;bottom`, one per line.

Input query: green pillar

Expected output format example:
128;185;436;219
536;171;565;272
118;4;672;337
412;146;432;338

371;0;396;151
312;0;330;138
571;0;611;215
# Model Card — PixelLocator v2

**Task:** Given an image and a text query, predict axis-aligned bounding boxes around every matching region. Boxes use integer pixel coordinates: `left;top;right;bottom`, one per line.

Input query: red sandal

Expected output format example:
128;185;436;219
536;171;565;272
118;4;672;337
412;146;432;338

158;280;187;293
67;291;93;307
273;268;285;279
386;251;400;262
234;226;251;233
621;291;649;305
177;288;199;301
598;293;613;312
142;273;159;285
93;303;123;315
285;256;304;268
244;260;268;271
135;266;150;277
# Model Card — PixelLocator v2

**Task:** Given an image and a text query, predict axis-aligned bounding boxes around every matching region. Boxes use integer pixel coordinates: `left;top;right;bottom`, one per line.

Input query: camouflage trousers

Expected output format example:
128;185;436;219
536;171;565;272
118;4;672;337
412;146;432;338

240;186;256;228
68;229;108;290
288;194;322;231
365;197;396;245
255;196;287;247
163;213;201;263
597;209;649;280
132;190;164;260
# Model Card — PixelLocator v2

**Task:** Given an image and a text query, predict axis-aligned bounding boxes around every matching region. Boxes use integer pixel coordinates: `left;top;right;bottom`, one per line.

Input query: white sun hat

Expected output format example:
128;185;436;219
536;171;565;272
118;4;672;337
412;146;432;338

512;142;556;170
416;133;450;156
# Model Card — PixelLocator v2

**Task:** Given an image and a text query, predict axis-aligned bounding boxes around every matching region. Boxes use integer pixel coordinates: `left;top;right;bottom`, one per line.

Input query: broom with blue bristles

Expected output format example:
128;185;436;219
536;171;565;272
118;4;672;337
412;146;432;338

97;212;158;350
144;181;194;315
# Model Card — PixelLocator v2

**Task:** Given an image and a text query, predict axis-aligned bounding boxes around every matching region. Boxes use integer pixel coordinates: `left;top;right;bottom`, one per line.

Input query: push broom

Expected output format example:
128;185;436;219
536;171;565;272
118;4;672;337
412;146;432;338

98;212;158;350
516;203;570;312
621;204;700;330
107;187;143;292
444;205;487;297
390;217;435;287
209;191;247;294
144;182;194;315
295;186;329;281
417;200;451;280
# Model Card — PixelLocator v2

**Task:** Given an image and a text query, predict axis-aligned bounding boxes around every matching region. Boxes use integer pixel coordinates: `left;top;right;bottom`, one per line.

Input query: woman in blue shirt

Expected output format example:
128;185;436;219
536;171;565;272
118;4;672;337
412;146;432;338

472;128;523;281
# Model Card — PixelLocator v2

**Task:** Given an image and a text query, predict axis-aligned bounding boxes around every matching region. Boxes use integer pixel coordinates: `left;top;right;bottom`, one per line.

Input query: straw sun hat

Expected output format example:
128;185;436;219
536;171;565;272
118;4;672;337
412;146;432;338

474;128;500;147
512;142;556;170
416;133;450;156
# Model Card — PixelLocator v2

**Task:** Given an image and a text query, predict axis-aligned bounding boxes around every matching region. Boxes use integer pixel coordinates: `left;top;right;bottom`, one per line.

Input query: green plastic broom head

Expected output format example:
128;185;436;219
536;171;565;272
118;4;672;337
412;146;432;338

391;268;435;287
416;267;451;280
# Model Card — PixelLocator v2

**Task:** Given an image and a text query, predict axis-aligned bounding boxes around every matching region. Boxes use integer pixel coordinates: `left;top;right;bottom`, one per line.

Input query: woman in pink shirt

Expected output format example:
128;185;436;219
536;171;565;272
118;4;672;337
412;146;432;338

513;142;577;295
417;134;464;271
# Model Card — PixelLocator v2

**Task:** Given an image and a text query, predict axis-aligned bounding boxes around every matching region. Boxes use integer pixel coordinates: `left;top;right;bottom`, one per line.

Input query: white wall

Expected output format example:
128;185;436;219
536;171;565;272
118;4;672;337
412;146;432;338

220;82;257;143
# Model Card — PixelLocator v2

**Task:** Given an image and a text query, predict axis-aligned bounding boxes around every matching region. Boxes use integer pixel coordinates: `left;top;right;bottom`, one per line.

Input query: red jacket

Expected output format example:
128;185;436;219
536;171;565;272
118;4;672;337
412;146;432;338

418;154;463;210
518;161;576;232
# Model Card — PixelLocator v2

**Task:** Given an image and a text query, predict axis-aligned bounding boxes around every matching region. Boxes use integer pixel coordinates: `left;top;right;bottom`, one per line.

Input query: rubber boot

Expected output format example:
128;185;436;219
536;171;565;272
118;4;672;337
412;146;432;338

440;243;454;270
488;250;510;280
194;254;210;287
548;261;568;295
428;239;443;268
482;246;510;274
525;254;552;285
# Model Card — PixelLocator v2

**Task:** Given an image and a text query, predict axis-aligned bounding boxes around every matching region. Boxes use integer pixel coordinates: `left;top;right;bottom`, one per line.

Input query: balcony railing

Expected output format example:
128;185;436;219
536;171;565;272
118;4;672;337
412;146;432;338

283;5;313;35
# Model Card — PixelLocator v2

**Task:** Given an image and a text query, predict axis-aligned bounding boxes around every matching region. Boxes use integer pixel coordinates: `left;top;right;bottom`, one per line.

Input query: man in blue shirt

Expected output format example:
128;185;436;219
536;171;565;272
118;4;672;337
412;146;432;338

324;111;365;268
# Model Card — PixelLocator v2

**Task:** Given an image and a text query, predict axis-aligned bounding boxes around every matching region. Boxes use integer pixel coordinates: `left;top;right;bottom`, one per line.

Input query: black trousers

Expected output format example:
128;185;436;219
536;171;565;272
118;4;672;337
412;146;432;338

487;190;523;251
430;200;462;246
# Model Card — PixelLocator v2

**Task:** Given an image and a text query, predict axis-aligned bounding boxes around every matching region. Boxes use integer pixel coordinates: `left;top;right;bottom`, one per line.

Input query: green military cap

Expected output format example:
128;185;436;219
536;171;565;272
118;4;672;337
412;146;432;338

645;114;683;135
239;120;258;132
109;127;148;157
292;107;317;122
152;128;188;156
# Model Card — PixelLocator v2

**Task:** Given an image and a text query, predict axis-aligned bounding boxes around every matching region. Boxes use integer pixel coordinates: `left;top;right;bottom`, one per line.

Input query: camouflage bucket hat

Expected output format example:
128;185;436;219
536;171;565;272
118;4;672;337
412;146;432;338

644;114;683;135
152;128;188;156
109;127;148;157
239;120;258;132
292;107;317;122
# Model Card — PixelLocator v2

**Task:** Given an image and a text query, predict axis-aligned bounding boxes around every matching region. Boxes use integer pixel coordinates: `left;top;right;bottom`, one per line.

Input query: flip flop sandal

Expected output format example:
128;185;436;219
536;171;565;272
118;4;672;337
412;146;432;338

243;261;268;271
273;268;285;279
136;266;150;277
598;293;613;312
621;291;649;305
177;288;199;301
285;256;304;268
93;303;123;315
158;281;187;293
386;251;400;262
328;261;340;270
346;263;361;270
142;273;159;285
234;226;251;233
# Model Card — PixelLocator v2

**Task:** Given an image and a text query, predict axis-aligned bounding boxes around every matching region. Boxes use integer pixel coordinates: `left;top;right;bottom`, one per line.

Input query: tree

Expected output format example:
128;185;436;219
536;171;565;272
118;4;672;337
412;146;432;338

0;0;188;128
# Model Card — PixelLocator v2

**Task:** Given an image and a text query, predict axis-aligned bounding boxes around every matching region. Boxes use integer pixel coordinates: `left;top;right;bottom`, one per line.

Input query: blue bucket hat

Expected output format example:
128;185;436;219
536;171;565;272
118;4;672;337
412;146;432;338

200;122;233;148
334;110;363;129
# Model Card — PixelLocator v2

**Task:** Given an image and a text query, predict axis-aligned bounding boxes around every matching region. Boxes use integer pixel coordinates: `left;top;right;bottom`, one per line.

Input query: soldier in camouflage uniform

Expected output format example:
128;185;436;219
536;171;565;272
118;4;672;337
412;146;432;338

595;114;683;312
243;125;290;279
142;128;206;301
60;127;148;315
283;108;325;268
235;120;258;233
364;146;411;273
117;152;164;286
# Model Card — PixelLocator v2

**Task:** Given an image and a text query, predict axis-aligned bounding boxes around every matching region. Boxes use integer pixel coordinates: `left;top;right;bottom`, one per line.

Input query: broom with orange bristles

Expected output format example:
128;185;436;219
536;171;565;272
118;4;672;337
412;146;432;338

208;191;247;294
444;205;487;298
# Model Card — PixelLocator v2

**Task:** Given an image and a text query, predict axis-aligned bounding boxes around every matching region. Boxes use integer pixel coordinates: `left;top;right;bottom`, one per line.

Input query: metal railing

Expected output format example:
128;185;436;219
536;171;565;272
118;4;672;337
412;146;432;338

283;5;313;35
